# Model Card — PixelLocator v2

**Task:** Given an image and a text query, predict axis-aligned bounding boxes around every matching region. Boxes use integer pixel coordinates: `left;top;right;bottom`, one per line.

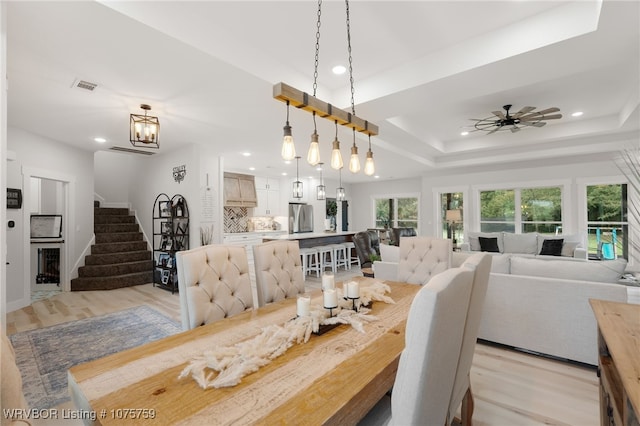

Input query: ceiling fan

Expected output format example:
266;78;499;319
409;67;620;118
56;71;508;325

469;104;562;134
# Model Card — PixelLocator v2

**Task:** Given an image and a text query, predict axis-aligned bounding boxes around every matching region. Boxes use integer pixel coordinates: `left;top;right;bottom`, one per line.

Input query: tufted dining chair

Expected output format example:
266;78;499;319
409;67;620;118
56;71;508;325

176;244;254;331
253;240;305;307
447;252;492;426
397;237;452;285
359;266;474;425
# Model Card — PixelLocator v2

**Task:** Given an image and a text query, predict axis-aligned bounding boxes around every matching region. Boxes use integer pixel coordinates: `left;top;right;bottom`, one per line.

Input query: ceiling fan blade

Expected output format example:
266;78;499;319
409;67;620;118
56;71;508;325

539;114;563;120
534;107;560;115
530;122;547;127
487;127;500;135
492;111;506;119
513;106;535;117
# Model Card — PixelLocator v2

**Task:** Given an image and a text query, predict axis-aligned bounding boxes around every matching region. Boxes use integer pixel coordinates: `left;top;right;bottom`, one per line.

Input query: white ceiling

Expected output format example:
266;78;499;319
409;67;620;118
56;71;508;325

6;0;639;183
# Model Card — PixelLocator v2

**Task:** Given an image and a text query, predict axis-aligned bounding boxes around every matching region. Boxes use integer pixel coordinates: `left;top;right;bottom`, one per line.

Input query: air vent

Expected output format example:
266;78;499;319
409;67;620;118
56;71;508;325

109;146;155;156
72;79;98;91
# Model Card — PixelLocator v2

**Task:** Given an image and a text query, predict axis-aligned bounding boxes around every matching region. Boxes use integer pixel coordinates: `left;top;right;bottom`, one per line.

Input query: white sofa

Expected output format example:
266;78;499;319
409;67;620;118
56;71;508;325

460;231;588;259
373;237;633;365
451;252;629;365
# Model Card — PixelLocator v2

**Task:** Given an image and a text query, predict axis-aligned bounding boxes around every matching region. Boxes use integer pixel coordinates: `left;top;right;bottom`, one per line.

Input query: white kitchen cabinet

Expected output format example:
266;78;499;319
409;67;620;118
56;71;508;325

254;177;281;216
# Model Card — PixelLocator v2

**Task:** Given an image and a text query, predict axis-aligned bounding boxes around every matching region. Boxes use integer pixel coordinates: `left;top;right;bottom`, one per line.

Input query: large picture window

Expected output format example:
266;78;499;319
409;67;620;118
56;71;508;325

480;187;562;234
586;183;628;259
374;196;418;232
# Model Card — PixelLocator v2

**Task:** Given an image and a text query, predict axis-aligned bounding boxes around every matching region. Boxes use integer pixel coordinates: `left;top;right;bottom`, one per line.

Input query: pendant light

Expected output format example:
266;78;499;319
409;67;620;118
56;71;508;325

316;162;326;200
130;104;160;149
307;112;320;165
281;100;296;161
330;120;343;170
364;135;375;176
348;128;360;173
274;0;380;172
336;167;346;201
292;156;303;199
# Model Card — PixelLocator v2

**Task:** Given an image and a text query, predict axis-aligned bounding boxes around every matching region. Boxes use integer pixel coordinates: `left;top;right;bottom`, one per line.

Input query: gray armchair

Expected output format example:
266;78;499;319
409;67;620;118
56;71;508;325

353;230;380;268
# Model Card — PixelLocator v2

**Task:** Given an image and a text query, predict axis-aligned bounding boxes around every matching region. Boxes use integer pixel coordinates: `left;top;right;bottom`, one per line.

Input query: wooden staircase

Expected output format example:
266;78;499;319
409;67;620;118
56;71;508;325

71;207;153;291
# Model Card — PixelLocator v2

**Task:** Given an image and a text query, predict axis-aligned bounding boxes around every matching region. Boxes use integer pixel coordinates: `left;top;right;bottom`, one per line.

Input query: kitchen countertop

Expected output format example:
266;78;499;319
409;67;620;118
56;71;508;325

262;231;355;241
223;230;286;237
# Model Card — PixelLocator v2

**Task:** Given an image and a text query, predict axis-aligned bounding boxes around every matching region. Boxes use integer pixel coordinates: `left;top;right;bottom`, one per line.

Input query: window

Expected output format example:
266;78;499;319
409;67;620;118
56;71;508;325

374;196;418;232
480;187;562;234
586;184;628;259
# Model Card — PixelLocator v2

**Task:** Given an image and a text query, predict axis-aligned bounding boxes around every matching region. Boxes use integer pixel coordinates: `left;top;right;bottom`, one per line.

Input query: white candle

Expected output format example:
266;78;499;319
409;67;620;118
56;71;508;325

297;295;311;317
323;288;338;308
347;281;360;298
322;272;335;291
343;282;349;298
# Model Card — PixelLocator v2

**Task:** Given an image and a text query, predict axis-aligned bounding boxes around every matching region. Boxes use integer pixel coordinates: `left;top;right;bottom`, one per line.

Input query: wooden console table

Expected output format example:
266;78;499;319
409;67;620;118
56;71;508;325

590;299;639;426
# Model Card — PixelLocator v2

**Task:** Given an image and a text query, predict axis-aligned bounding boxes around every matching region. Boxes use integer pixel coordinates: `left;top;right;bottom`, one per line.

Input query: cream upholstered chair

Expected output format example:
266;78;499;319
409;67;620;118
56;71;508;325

359;267;474;425
397;237;452;285
447;252;492;426
253;240;305;307
176;244;254;331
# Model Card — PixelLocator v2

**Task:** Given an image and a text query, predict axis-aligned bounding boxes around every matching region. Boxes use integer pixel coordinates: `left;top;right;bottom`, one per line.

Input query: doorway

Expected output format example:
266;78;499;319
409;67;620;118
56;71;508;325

20;169;74;305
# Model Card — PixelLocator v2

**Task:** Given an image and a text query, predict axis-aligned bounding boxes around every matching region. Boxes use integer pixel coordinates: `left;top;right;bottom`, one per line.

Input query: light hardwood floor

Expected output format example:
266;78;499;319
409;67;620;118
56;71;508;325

6;278;600;426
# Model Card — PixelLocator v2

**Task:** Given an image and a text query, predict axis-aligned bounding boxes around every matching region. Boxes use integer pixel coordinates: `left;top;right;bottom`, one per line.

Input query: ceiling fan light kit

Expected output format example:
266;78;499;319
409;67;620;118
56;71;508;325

470;104;562;135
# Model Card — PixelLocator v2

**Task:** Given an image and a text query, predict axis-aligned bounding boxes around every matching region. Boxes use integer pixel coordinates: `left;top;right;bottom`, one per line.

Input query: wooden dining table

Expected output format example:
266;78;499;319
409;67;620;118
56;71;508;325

68;279;420;425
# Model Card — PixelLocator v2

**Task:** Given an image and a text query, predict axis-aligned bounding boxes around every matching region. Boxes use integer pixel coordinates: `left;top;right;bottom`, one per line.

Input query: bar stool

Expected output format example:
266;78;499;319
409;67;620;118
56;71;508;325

343;241;360;269
329;243;349;271
313;245;335;273
299;247;320;280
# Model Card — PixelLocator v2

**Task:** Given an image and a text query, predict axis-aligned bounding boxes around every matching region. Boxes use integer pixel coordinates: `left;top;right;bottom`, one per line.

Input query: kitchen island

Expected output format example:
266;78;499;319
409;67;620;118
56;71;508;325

262;231;355;248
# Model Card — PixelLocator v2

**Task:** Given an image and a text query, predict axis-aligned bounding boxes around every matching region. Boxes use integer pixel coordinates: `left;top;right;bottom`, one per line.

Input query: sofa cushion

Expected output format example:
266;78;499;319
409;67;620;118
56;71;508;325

510;256;627;283
561;241;580;257
490;254;511;274
380;243;400;263
539;238;563;256
536;234;583;257
479;237;500;252
503;232;538;254
468;232;504;252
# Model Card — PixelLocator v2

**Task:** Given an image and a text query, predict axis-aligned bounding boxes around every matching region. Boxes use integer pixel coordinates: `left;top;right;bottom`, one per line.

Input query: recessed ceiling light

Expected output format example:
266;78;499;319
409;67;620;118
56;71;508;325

460;131;469;136
374;175;380;179
94;137;107;143
249;167;256;171
284;160;291;165
571;111;583;117
332;65;346;75
282;172;288;176
242;152;251;157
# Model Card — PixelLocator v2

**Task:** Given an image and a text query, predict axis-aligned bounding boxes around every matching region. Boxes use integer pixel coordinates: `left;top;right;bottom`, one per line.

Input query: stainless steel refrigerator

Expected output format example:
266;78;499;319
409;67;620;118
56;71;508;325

289;203;313;233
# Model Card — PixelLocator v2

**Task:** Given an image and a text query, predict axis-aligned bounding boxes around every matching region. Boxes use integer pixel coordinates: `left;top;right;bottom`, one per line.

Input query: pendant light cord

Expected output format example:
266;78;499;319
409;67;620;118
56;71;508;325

313;0;322;98
345;0;355;117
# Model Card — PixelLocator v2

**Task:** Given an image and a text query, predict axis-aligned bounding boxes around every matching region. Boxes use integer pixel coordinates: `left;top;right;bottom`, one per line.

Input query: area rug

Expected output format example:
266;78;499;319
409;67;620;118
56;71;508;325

9;305;181;410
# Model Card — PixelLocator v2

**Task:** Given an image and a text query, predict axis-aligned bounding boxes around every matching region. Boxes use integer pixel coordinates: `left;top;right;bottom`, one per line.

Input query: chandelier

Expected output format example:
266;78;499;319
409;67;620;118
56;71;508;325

130;104;159;149
274;0;377;176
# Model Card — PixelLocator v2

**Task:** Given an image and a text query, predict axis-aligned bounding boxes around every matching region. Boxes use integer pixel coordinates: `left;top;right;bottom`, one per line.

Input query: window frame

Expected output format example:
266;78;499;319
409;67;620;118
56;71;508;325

371;192;421;232
577;176;629;259
471;179;572;235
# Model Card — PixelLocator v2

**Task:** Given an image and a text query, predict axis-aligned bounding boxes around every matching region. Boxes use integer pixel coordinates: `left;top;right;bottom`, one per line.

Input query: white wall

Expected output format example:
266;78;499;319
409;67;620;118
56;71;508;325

349;177;422;232
6;127;94;311
126;144;222;251
94;151;133;206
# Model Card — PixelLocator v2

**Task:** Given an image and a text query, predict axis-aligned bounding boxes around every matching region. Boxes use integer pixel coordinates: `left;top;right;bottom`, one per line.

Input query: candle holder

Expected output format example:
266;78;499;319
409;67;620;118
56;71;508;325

347;297;360;312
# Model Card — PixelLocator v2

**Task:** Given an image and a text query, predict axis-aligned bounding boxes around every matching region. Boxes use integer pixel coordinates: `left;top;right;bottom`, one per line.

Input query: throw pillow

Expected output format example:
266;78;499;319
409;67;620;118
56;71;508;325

540;238;564;256
479;237;500;253
561;241;580;257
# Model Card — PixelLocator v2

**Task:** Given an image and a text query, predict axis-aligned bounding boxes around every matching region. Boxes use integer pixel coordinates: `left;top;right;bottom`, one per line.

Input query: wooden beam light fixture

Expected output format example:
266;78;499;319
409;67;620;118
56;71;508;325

274;0;377;175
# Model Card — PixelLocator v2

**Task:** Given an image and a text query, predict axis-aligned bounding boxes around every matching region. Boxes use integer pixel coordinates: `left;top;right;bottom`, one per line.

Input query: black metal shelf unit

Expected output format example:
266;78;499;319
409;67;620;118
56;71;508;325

152;193;189;293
